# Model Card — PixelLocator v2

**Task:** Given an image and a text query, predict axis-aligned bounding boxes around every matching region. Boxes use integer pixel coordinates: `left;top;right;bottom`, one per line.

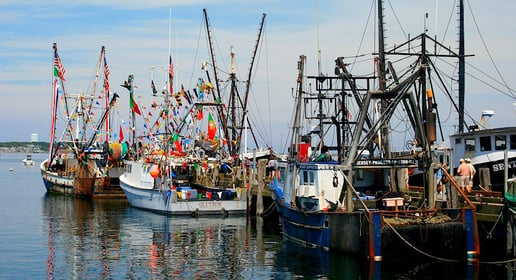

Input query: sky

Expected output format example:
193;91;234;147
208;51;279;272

1;0;515;153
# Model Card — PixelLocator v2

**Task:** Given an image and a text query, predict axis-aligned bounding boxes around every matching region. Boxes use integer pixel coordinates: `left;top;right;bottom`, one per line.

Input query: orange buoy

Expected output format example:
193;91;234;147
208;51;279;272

150;164;160;178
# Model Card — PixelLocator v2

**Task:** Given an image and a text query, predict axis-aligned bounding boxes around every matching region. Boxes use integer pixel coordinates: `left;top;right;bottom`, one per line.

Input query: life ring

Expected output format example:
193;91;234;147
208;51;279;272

408;168;415;176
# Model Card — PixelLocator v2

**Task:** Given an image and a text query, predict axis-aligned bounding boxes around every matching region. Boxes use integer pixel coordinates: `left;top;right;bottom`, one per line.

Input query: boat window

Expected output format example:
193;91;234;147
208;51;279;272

279;167;286;182
511;135;516;149
508;180;516;196
302;170;315;185
465;138;475;152
495;135;507;151
479;136;492;152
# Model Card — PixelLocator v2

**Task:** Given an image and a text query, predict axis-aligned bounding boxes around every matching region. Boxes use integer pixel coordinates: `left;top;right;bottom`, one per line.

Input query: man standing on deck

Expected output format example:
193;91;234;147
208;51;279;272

465;158;476;192
457;158;472;193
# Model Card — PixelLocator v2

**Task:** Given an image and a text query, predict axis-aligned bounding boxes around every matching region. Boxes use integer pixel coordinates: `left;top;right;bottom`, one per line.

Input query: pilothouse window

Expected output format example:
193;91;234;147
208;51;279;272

465;138;475;152
511;135;516;150
479;136;492;152
495;135;507;151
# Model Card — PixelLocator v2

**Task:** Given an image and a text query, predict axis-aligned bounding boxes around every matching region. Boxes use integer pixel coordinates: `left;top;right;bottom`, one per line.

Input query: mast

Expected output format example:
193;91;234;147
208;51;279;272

167;6;173;156
458;0;465;133
102;46;110;142
88;46;105;141
49;43;61;165
203;9;229;143
237;13;266;153
229;47;238;155
290;55;306;203
377;0;391;160
125;74;137;145
50;43;75;164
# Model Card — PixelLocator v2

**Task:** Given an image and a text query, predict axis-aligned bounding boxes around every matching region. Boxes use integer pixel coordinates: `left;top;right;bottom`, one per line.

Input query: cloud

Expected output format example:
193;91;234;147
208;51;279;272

0;1;515;153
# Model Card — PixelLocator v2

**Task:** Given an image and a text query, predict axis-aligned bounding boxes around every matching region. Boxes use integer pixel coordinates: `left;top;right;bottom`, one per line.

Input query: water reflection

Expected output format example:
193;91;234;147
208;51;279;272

42;194;251;279
43;194;128;279
122;208;249;278
41;192;514;279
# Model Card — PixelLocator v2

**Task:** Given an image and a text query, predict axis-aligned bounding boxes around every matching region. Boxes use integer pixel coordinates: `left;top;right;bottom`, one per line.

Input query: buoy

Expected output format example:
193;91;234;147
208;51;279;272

150;164;160;178
9;168;13;172
109;142;122;162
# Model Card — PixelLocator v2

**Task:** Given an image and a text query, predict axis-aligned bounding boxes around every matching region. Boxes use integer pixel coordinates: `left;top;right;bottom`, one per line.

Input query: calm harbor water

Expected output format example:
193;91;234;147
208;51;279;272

0;153;514;279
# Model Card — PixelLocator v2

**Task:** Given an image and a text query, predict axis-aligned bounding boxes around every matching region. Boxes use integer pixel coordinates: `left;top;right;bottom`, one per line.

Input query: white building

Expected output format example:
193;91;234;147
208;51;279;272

30;133;39;142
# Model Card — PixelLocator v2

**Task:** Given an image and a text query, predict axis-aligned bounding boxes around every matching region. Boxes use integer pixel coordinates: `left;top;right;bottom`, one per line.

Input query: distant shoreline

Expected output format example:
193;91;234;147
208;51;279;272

0;142;49;153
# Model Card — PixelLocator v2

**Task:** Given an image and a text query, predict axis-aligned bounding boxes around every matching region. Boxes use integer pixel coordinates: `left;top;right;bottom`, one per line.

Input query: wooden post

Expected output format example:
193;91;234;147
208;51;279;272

256;159;267;216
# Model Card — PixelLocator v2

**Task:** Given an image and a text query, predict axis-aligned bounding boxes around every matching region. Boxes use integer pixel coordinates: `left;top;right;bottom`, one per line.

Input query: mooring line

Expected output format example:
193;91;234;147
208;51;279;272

384;220;460;262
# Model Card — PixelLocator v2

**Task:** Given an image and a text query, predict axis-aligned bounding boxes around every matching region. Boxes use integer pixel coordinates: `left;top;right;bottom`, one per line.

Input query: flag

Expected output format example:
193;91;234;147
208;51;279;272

180;85;191;104
197;107;203;120
169;55;174;94
119;125;124;143
130;95;141;115
193;88;199;99
207;112;216;140
173;92;182;106
54;52;66;81
172;132;182;152
103;56;110;92
151;80;157;95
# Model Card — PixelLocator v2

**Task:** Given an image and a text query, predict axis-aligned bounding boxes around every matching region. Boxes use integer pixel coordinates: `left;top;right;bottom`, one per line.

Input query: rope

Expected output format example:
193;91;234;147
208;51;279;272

484;207;504;239
383;219;461;262
257;201;277;217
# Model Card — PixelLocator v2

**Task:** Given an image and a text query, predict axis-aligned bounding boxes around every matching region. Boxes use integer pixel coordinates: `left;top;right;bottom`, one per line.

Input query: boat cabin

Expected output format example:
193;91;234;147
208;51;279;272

449;126;516;191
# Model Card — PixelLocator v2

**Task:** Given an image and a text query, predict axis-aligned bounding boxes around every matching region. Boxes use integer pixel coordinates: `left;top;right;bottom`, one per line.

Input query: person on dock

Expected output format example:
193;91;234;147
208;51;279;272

457;158;472;193
465;158;476;192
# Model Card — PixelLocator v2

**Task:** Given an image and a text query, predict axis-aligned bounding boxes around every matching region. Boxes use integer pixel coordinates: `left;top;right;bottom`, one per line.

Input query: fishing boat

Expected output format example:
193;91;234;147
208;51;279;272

118;72;248;216
119;9;271;216
40;43;126;199
269;1;480;262
22;154;35;166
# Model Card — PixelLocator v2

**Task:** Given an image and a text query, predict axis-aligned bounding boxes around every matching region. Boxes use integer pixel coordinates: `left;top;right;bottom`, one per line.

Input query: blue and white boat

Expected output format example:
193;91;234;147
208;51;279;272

269;1;481;261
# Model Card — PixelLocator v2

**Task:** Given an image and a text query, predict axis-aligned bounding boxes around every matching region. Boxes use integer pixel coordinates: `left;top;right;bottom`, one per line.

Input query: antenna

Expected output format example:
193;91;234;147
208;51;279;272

168;6;172;57
316;0;321;75
478;110;495;129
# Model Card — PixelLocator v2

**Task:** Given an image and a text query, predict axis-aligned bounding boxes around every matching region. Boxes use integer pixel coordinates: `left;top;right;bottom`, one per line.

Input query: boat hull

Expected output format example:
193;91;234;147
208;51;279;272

270;181;476;261
119;167;247;216
40;160;125;199
40;161;75;195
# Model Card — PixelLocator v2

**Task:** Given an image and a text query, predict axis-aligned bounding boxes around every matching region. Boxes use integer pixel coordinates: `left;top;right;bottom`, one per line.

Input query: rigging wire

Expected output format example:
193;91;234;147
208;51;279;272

466;0;516;99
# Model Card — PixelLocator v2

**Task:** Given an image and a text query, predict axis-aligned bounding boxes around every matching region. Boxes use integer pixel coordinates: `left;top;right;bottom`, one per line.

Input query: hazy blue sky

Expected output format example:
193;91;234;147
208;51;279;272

1;0;515;152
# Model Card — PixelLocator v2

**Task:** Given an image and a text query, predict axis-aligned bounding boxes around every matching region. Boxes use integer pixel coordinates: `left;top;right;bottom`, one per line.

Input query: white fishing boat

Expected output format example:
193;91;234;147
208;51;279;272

120;160;246;216
22;154;35;166
119;9;270;216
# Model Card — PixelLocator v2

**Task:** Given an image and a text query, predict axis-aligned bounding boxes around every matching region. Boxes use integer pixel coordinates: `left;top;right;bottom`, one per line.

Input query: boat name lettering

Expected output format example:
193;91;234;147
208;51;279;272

492;160;516;172
355;159;415;166
199;201;222;208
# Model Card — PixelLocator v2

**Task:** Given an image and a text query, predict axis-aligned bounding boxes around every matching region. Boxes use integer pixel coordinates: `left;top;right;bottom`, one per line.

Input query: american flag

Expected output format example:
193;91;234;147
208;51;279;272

169;55;174;94
54;53;66;81
103;56;110;92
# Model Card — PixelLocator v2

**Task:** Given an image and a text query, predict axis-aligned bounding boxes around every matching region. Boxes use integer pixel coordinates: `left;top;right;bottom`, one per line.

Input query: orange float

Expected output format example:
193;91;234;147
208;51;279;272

150;164;160;178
